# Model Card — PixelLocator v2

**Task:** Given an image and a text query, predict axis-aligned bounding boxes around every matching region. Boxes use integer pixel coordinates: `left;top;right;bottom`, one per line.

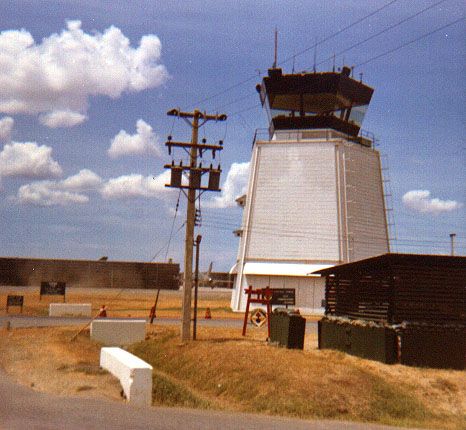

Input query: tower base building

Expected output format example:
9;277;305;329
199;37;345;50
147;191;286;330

230;67;390;314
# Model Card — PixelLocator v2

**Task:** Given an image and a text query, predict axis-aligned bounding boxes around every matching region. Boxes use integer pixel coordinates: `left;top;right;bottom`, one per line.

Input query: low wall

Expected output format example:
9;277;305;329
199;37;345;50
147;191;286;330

0;257;179;290
318;319;397;364
100;347;153;407
400;325;465;370
319;319;465;369
49;303;92;317
91;320;146;346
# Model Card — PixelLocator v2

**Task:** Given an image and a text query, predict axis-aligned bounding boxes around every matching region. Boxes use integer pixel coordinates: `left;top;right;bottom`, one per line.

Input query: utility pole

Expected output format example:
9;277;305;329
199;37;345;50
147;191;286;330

450;233;456;256
164;108;227;342
193;234;202;341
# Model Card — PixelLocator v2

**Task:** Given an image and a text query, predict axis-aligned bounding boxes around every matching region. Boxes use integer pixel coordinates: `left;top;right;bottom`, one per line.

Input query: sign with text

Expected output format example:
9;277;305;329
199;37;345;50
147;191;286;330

6;295;24;312
270;288;296;306
40;281;66;302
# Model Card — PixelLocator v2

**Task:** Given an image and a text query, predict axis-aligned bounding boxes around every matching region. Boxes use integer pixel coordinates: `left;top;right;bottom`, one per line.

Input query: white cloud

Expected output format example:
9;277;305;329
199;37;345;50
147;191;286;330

12;168;172;205
0;21;168;126
100;170;171;199
13;168;102;206
61;169;102;191
204;162;250;209
39;110;87;128
402;190;463;215
108;119;161;158
0;142;62;178
16;181;89;206
0;116;14;141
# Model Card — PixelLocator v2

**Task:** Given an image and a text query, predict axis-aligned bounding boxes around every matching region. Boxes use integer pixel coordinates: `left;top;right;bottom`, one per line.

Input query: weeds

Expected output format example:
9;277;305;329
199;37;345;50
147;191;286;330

129;326;465;430
151;372;210;408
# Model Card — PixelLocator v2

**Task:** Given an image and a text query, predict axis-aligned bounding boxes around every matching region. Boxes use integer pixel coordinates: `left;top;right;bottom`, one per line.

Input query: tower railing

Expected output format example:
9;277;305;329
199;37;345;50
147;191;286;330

252;127;375;148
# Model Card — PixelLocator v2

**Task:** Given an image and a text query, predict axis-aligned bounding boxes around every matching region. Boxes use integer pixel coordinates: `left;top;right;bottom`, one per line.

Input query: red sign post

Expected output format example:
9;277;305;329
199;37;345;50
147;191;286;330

242;286;273;338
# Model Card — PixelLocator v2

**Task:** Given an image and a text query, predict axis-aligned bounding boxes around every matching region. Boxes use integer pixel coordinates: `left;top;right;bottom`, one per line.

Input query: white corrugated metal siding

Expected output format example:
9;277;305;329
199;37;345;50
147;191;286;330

245;141;339;261
231;132;389;312
342;143;389;260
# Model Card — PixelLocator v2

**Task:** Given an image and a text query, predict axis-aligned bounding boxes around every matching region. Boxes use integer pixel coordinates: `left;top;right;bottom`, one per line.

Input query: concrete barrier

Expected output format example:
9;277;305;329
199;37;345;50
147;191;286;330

91;319;146;346
49;303;92;317
100;347;153;407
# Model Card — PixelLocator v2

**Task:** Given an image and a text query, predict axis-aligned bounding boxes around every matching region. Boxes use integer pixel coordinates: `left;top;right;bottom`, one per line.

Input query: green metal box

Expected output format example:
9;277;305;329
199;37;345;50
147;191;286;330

318;319;397;364
270;310;306;349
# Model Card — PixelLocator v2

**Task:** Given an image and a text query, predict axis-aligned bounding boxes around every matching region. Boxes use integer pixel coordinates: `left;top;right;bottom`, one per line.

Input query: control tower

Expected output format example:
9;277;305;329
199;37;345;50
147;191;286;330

230;66;390;313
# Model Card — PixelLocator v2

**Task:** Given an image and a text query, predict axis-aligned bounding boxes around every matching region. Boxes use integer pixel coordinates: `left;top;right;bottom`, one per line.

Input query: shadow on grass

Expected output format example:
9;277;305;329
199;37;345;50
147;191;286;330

194;337;264;344
152;372;210;409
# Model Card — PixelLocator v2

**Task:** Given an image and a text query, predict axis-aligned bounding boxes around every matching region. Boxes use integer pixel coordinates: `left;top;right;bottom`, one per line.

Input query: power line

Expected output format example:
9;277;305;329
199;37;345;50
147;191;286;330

190;75;259;108
315;0;450;70
215;93;257;110
279;0;401;66
355;15;465;68
201;213;466;245
189;0;401;108
203;210;464;232
200;220;466;248
216;0;444;113
164;189;182;260
229;103;261;117
150;221;186;262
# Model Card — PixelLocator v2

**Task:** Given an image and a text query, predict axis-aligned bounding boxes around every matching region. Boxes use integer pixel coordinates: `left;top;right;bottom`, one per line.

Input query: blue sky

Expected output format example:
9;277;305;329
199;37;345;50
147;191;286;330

0;0;464;270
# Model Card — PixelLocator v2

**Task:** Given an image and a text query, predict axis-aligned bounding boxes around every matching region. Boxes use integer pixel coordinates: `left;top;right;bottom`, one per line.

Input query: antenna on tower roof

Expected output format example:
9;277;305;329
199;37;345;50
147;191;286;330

273;27;278;68
313;37;318;72
332;53;336;72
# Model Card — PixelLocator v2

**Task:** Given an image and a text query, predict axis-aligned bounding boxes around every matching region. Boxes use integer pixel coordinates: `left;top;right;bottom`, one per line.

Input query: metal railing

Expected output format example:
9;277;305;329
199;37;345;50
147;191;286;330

252;127;376;148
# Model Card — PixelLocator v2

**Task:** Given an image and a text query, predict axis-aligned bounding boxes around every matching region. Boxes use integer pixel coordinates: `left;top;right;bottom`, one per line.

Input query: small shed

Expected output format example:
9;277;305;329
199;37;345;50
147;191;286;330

313;253;466;369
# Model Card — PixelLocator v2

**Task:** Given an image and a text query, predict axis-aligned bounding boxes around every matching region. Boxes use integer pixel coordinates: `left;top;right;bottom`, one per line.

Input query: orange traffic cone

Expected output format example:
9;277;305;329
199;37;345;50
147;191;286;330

98;305;107;317
205;307;212;319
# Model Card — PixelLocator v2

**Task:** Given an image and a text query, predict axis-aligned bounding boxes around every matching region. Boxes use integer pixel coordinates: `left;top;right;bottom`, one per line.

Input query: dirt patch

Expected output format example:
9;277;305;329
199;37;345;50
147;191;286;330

0;326;122;400
0;287;240;320
1;323;463;430
0;286;323;321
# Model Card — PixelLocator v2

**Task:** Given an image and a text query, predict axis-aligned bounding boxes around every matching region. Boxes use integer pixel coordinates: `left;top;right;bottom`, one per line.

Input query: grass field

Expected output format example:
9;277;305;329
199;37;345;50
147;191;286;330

130;326;465;430
0;322;464;430
0;286;241;319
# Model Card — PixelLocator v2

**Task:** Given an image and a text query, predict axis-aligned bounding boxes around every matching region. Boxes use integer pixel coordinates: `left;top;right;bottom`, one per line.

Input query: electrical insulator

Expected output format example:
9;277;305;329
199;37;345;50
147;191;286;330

189;168;202;189
170;165;183;188
208;169;221;191
194;209;202;226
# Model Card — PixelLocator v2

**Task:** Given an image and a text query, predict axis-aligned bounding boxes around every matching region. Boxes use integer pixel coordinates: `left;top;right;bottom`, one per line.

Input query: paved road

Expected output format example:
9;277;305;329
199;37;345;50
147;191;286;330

0;315;421;430
0;314;318;333
0;370;418;430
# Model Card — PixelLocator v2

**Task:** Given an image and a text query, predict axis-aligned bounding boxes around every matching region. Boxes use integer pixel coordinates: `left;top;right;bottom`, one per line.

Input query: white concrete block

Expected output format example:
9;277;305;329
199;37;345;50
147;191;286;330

100;347;153;407
91;319;146;346
49;303;92;317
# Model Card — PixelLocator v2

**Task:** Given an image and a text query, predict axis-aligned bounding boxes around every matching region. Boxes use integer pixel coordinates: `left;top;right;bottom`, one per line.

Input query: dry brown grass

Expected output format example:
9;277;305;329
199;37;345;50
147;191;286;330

0;287;240;319
0;326;122;400
1;318;463;429
131;325;466;430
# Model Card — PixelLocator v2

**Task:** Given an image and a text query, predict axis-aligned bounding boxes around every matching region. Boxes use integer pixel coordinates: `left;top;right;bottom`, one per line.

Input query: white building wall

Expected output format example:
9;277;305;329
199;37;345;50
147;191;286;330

233;274;325;314
342;143;389;260
246;142;340;261
231;130;389;313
